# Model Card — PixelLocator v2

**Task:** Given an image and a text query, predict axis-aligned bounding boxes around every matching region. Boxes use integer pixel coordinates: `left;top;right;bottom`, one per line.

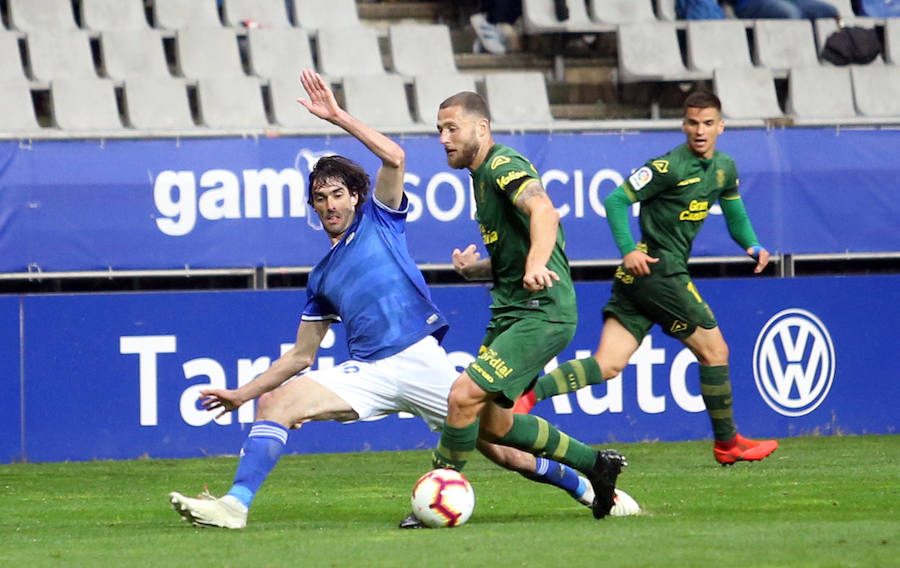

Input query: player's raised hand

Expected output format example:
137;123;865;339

452;244;481;273
623;249;659;276
297;69;340;121
199;388;245;419
748;246;770;274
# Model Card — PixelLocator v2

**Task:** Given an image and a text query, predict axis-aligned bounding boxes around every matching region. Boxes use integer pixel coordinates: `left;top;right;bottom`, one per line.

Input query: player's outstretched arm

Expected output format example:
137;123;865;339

297;69;405;209
604;185;658;275
720;195;768;274
452;244;492;280
514;180;561;291
199;319;330;418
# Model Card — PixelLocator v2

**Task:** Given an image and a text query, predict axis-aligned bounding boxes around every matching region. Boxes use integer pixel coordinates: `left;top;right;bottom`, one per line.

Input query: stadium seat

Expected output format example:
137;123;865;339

617;22;708;83
316;26;385;78
100;30;171;80
851;65;900;116
0;32;27;81
341;75;415;128
412;73;478;124
686;20;753;73
222;0;292;28
589;0;658;24
153;0;222;30
123;77;196;130
713;67;783;119
0;79;41;131
196;76;269;129
50;78;123;131
293;0;360;30
8;0;78;32
267;76;342;132
176;28;246;79
484;72;555;127
27;31;98;81
884;18;900;65
389;24;458;78
753;20;819;75
246;28;315;80
654;0;678;22
80;0;149;32
828;0;858;20
786;66;856;120
522;0;614;34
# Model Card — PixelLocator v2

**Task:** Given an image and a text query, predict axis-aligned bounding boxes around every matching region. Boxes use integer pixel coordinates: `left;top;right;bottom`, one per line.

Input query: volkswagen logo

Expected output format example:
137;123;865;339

753;309;835;417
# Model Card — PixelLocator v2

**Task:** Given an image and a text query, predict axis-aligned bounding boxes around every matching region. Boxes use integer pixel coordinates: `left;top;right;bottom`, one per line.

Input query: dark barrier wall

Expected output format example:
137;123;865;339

2;274;897;463
1;128;899;272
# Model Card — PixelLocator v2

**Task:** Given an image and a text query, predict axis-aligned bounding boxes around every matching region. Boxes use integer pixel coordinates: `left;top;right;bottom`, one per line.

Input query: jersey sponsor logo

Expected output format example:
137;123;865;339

480;224;498;245
490;156;511;170
614;265;634;284
679;200;709;221
676;177;701;187
341;364;361;374
716;169;726;188
628;167;653;191
669;320;688;334
497;170;529;190
651;159;669;173
753;309;835;417
476;347;514;379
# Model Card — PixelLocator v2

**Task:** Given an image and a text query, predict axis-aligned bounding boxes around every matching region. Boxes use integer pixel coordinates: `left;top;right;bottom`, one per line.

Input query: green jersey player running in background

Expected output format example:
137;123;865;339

415;91;627;525
515;91;778;466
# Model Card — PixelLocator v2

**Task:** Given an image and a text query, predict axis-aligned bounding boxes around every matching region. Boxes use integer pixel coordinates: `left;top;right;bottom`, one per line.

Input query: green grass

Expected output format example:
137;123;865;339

1;435;897;567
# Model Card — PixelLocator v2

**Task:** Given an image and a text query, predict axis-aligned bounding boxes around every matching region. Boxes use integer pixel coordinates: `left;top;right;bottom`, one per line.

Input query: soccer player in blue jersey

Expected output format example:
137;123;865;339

167;70;598;529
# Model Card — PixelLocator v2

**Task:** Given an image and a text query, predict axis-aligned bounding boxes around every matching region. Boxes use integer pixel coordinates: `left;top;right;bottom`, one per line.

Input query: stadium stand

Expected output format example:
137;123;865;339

175;28;246;78
484;71;555;127
50;78;122;130
123;77;196;130
588;0;658;24
851;65;900;116
293;0;361;30
388;23;459;78
27;30;98;81
884;17;900;64
195;76;269;129
266;75;343;132
522;0;614;33
246;27;316;80
785;65;857;121
654;0;678;22
221;0;292;28
316;26;385;78
8;0;78;32
80;0;150;32
411;73;478;124
341;74;415;128
100;30;172;80
0;32;27;80
0;79;41;131
713;67;783;119
152;0;222;30
685;20;754;74
752;19;821;76
616;22;708;83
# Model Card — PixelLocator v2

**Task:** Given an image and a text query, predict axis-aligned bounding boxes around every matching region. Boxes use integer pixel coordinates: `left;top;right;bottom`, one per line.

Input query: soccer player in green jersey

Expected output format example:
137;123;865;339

515;91;778;466
419;91;627;523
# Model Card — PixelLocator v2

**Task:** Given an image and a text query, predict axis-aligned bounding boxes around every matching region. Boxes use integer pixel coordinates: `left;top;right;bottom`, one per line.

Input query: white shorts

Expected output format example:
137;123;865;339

304;335;456;431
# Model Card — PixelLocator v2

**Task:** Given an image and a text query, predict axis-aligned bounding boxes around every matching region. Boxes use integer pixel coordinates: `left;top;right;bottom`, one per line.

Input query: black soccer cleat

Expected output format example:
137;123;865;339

586;449;628;519
398;511;426;529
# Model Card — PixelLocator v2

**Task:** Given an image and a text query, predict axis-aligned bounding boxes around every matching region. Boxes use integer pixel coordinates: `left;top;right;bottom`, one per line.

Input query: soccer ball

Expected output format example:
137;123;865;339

610;488;641;517
410;469;476;528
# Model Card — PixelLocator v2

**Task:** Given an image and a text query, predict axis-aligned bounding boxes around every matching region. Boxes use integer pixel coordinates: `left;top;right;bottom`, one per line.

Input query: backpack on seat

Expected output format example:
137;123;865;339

822;26;882;65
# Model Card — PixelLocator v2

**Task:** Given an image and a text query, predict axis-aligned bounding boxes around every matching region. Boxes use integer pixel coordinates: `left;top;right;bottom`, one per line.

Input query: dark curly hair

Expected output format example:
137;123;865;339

307;155;371;211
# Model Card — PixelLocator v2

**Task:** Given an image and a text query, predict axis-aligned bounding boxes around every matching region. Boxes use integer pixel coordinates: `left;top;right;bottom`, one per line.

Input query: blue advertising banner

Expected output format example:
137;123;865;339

0;296;20;463
11;274;899;463
1;128;899;272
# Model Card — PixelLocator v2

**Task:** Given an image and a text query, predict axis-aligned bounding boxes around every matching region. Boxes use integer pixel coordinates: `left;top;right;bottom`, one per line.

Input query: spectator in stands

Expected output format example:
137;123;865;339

722;0;841;19
470;1;522;54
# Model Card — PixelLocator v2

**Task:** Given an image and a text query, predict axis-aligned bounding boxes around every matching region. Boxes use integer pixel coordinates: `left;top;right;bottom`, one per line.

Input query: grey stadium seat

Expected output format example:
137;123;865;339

786;66;857;120
100;30;171;80
50;78;122;131
753;20;820;74
196;76;269;129
176;28;246;79
412;73;478;124
0;32;27;81
884;18;900;65
267;76;343;132
522;0;614;34
654;0;678;22
589;0;658;25
389;24;458;77
484;72;555;127
686;20;753;73
222;0;292;28
123;77;196;130
851;65;900;116
80;0;149;32
0;79;41;131
293;0;360;30
27;31;98;81
246;28;315;80
153;0;222;30
617;22;708;83
317;26;385;78
713;67;783;120
342;75;415;128
8;0;78;32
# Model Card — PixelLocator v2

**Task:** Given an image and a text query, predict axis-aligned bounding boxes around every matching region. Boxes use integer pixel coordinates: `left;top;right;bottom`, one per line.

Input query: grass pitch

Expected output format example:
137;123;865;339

1;435;897;567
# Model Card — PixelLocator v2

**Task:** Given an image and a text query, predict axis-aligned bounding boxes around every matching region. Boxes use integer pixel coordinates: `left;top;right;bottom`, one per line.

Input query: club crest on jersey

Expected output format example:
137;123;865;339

490;156;511;170
717;169;726;188
651;159;669;173
628;167;653;191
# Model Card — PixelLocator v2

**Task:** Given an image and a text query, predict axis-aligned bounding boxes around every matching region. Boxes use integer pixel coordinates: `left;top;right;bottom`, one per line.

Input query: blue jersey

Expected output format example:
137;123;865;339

302;195;449;361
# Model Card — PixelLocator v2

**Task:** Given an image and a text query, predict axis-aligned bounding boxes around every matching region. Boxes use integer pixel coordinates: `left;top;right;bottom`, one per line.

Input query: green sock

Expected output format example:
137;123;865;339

700;365;737;442
498;414;597;473
534;357;604;401
432;420;479;471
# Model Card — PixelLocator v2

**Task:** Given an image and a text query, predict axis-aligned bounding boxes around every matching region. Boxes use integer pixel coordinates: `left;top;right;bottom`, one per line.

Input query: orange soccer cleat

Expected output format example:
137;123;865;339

512;390;537;414
714;434;779;465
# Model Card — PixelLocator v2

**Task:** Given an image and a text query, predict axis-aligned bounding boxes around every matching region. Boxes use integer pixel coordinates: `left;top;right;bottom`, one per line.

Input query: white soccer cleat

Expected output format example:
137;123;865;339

169;489;248;529
609;488;641;517
575;476;595;507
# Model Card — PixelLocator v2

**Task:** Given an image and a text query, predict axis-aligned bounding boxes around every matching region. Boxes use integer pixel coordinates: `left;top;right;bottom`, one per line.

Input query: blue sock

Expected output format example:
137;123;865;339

523;457;583;496
226;421;288;508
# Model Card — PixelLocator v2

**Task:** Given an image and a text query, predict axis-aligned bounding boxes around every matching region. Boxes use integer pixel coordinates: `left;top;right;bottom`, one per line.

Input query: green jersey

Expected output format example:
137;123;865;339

470;144;577;323
622;143;740;273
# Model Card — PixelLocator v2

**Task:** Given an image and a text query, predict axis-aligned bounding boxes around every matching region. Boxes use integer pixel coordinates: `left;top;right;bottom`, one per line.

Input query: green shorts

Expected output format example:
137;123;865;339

466;315;576;408
602;265;718;343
